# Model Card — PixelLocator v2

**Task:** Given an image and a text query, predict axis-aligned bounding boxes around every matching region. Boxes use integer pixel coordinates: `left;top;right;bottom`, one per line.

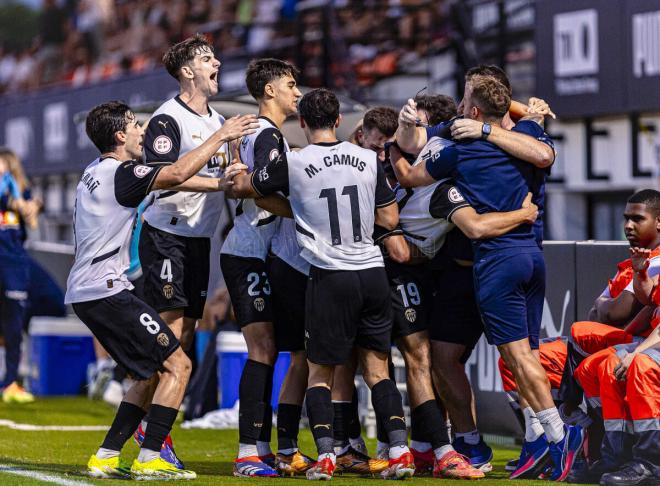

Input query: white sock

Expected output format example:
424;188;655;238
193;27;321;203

137;448;160;463
410;440;431;452
433;445;455;460
388;444;410;460
96;447;119;459
456;429;480;445
334;444;350;456
349;436;366;450
238;443;259;459
523;407;545;442
536;407;565;444
278;447;297;455
445;419;452;438
318;452;336;465
256;441;272;457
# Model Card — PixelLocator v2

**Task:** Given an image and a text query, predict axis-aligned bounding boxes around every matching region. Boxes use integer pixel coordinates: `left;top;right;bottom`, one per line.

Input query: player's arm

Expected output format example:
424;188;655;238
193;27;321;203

451;193;538;240
374;160;399;230
169;167;248;192
152;115;259;190
630;247;658;305
395;98;428;154
623;305;654;336
374;225;410;263
255;195;293;218
589;291;642;326
450;118;555;169
233;153;290;201
613;324;660;381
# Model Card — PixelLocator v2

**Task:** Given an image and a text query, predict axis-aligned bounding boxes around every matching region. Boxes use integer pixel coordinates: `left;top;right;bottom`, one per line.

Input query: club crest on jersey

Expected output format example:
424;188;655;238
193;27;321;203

254;297;265;312
163;283;174;299
153;135;173;154
405;308;417;323
133;165;153;178
156;332;170;347
269;148;279;161
448;187;464;203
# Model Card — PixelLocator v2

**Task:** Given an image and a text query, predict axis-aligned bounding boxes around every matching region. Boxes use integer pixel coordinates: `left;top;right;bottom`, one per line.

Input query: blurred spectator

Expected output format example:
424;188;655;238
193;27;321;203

36;0;69;85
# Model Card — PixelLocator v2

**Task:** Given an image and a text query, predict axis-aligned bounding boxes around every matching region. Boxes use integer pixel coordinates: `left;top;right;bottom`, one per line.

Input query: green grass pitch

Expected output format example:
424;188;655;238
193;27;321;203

0;397;564;485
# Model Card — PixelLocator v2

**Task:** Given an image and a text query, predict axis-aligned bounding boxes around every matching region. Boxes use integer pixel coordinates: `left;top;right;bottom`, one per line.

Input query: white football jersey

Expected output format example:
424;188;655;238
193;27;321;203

65;157;161;304
142;96;231;238
221;117;287;260
252;141;396;271
396;137;469;258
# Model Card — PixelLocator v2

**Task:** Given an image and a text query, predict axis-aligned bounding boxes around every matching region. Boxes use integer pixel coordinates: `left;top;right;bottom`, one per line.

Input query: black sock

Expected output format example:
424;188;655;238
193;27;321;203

376;414;389;443
348;389;362;440
412;400;449;449
239;359;272;444
101;402;146;451
277;403;302;451
332;402;349;449
258;365;275;444
371;379;407;447
305;386;334;455
141;404;178;452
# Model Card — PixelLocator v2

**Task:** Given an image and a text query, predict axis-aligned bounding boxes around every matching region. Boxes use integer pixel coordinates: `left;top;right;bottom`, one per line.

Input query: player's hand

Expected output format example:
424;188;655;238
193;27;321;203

614;353;634;381
521;192;538;223
224;162;248;181
630;247;651;273
398;99;418;128
527;97;556;119
450;119;484;140
217;114;260;143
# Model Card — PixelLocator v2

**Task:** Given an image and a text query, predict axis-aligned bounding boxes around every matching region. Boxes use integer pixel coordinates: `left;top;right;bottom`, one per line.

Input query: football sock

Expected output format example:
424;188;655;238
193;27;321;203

95;447;120;459
376;413;389;444
137;449;160;463
456;429;480;445
257;364;274;450
523;407;545;442
537;407;565;443
410;440;431;452
371;379;407;447
257;441;272;457
389;444;410;460
101;401;146;452
332;401;350;449
305;386;334;455
348;389;362;440
96;357;113;370
141;404;178;453
238;443;259;459
412;400;450;449
238;359;271;445
377;440;389;458
434;445;455;460
277;403;302;452
349;436;366;451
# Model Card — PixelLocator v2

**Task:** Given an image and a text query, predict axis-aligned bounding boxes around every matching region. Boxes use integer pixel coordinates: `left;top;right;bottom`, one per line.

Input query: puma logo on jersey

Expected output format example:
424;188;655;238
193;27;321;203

158;120;169;128
192;133;203;141
389;416;406;422
313;424;331;430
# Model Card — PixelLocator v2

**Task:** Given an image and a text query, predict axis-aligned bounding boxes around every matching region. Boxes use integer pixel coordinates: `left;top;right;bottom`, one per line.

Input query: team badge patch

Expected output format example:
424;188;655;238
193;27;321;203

404;308;417;323
156;332;170;347
448;186;465;203
163;283;174;299
153;135;173;154
133;165;153;178
269;148;279;161
254;297;265;312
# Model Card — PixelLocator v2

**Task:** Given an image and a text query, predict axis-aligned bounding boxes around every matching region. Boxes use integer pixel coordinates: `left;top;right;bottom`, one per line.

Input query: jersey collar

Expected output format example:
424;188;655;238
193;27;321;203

313;140;342;147
175;95;212;117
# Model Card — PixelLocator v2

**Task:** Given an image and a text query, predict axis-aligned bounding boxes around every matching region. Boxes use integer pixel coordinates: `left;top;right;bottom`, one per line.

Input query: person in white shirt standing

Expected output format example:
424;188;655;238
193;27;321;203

67;101;255;480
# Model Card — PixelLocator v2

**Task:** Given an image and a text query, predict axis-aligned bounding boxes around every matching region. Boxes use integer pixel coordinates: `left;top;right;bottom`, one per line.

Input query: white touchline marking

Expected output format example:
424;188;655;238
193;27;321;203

0;464;95;486
0;419;108;432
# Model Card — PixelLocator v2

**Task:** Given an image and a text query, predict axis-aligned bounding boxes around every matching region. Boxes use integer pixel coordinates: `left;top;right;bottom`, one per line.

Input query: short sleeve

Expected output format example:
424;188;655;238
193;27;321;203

251;153;290;196
425;144;459;181
425;120;452;140
429;182;470;221
144;114;181;165
375;161;396;207
114;160;162;208
253;127;285;171
513;120;556;157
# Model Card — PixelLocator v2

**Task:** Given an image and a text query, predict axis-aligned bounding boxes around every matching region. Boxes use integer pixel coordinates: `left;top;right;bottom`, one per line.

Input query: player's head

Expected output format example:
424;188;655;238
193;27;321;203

163;34;220;96
624;189;660;248
86;101;144;160
298;88;340;135
357;107;397;162
245;58;301;116
462;77;510;123
460;65;511;115
0;147;28;192
414;94;457;126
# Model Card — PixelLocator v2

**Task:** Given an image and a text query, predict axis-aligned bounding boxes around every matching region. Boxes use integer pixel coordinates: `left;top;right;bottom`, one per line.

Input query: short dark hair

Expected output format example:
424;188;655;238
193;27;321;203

466;64;511;94
162;33;213;80
469;77;511;120
85;101;132;153
362;107;398;138
245;58;300;100
628;189;660;215
414;94;457;125
298;88;340;130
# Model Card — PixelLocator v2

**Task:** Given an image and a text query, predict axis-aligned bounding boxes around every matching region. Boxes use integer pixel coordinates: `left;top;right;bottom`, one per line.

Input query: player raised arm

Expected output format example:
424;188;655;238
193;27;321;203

630;247;657;305
152;114;259;190
395;98;429;154
388;143;436;188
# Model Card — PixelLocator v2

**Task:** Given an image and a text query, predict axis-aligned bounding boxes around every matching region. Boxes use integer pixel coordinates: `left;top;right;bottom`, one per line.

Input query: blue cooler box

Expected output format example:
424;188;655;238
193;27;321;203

217;331;290;409
29;316;95;395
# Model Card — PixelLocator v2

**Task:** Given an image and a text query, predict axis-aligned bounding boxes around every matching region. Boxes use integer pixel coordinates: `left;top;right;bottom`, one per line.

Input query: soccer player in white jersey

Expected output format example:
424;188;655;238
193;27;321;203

66;101;256;480
231;88;416;480
220;58;313;477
